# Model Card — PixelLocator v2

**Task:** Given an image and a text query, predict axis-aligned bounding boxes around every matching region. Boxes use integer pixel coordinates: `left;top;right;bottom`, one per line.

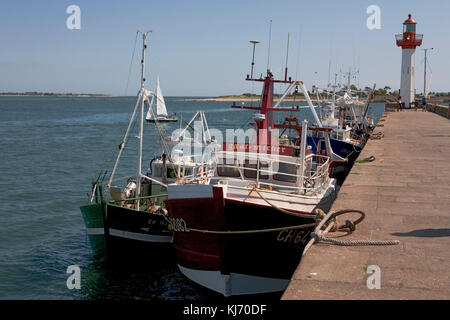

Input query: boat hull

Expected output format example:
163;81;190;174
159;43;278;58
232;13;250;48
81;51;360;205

80;201;174;263
146;118;178;123
165;183;335;296
307;135;361;163
80;203;106;255
103;203;174;262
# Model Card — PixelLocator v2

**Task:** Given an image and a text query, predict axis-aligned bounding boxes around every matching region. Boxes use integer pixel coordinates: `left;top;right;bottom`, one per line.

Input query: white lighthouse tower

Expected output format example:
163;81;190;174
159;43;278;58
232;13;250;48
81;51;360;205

396;14;423;108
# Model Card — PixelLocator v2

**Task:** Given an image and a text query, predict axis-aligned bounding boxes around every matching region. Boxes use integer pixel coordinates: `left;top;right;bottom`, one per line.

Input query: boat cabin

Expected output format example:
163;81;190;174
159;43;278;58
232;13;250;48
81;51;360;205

212;148;330;196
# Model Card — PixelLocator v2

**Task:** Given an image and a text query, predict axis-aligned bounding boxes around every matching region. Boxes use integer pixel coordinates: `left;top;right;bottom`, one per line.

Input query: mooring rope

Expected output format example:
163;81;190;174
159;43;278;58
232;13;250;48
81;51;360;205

188;223;317;235
352;143;362;153
303;208;400;256
355;155;376;164
248;185;319;220
317;237;400;246
159;205;316;235
158;186;399;253
369;132;384;140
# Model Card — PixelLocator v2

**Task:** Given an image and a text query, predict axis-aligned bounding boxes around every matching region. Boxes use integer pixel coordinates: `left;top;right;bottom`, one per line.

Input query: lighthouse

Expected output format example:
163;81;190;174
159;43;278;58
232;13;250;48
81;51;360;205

396;14;423;108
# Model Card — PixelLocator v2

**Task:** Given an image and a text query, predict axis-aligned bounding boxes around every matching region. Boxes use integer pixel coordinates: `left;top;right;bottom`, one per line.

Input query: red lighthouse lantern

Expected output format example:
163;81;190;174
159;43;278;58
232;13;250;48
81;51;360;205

396;14;423;49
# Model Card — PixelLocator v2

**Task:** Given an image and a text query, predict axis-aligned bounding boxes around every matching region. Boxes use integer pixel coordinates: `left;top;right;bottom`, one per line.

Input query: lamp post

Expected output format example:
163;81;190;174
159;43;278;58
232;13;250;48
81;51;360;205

423;47;433;97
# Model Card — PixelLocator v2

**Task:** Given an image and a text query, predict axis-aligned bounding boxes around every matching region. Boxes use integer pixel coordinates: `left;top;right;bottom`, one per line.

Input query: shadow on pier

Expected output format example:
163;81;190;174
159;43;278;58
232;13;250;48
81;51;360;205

391;228;450;238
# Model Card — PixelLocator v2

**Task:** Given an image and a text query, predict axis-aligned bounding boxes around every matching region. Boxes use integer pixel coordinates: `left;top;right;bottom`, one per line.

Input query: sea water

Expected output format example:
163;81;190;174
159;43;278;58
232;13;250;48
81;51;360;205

0;96;384;299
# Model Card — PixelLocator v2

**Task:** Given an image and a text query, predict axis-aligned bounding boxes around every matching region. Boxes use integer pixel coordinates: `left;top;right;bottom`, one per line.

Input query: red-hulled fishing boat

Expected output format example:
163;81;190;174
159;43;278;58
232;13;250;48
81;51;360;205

165;52;345;295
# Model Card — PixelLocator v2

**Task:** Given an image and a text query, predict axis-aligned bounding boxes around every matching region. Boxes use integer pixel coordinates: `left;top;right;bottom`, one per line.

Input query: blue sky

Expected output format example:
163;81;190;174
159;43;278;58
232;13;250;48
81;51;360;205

1;0;449;96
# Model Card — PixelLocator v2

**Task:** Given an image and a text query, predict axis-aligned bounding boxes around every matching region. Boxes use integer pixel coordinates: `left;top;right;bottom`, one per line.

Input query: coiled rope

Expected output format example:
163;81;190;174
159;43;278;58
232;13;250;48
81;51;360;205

369;132;384;140
303;208;400;256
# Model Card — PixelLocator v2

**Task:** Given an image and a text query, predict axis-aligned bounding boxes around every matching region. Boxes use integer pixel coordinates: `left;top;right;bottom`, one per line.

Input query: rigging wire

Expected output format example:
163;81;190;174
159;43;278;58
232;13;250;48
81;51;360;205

94;31;141;187
124;31;139;96
294;25;302;80
96;30;141;184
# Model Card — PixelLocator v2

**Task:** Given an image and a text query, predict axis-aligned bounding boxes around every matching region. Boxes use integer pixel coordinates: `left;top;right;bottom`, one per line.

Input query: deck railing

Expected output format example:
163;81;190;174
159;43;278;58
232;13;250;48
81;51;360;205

214;151;331;195
108;193;169;210
161;149;331;196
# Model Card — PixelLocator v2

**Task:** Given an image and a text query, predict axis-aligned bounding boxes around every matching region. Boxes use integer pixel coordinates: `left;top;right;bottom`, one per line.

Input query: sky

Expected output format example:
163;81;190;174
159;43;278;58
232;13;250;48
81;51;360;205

1;0;449;96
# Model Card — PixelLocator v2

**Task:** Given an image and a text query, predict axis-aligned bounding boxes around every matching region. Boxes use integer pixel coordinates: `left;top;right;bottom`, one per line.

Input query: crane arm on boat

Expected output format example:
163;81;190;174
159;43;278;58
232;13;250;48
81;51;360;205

298;81;322;127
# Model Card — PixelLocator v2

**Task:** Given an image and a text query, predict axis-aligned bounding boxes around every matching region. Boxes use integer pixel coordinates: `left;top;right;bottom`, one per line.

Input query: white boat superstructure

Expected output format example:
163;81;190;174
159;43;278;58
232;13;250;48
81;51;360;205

149;111;217;186
308;74;376;155
211;151;336;213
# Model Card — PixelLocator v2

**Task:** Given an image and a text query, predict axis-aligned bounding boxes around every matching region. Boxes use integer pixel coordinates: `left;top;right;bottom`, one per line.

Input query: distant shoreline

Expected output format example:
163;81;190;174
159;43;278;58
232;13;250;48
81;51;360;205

0;93;113;97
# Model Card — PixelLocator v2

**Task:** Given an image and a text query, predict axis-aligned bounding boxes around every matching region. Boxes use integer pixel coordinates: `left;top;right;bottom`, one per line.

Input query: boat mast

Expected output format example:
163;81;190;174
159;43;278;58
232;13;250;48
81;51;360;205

331;73;337;119
298;120;307;193
284;32;290;81
136;30;151;210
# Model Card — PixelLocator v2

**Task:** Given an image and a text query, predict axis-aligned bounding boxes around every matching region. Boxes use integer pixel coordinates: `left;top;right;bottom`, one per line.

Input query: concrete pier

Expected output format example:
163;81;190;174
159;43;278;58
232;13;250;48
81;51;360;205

282;109;450;300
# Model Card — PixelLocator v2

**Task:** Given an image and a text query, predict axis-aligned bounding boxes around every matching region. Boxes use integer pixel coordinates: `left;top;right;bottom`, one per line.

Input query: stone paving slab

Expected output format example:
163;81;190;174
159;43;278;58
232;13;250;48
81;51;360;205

282;110;450;300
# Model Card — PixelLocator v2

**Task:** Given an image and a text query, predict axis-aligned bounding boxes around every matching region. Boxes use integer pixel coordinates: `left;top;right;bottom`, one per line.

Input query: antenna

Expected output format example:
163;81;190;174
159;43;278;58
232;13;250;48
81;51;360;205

266;19;272;73
295;25;302;80
327;38;333;89
327;58;331;88
357;55;360;89
249;40;260;79
347;67;351;90
284;32;290;81
138;30;152;89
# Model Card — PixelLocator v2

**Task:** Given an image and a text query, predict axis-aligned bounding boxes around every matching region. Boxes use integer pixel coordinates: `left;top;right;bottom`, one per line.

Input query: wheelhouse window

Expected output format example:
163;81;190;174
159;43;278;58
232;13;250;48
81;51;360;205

152;164;177;178
244;160;268;179
182;167;193;177
244;161;257;179
273;162;297;183
217;158;241;177
153;164;162;177
167;166;177;179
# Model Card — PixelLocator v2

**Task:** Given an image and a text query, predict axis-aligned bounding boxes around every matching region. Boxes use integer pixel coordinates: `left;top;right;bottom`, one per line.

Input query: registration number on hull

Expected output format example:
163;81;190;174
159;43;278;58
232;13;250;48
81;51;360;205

168;218;189;232
277;229;310;244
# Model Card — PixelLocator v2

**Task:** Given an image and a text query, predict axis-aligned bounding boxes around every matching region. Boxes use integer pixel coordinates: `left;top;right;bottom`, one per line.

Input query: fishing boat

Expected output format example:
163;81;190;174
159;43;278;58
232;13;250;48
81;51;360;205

146;76;178;122
306;74;376;166
331;74;376;137
164;43;346;295
80;31;180;261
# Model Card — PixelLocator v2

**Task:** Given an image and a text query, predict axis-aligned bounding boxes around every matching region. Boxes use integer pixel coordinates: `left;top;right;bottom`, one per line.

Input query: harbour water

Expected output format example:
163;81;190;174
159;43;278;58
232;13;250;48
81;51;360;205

0;96;384;299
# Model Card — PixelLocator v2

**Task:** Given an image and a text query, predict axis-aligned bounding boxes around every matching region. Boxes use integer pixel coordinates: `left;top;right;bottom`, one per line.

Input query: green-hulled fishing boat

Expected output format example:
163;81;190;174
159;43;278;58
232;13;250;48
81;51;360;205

80;31;174;261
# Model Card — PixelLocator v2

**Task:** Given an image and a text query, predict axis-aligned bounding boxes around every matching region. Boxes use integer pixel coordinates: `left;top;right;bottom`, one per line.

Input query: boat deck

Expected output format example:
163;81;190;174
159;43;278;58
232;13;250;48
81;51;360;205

282;109;450;299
